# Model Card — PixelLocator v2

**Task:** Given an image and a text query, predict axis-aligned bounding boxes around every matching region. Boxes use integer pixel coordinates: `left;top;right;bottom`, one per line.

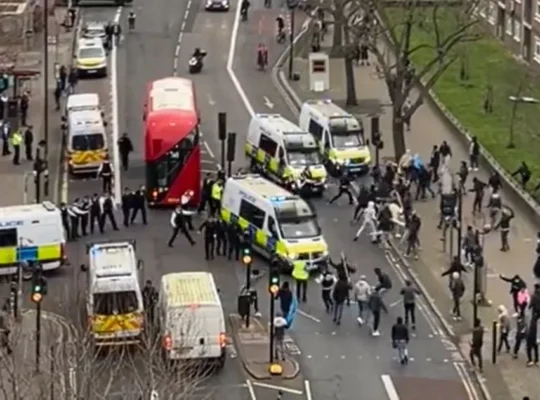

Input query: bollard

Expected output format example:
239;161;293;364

492;320;498;364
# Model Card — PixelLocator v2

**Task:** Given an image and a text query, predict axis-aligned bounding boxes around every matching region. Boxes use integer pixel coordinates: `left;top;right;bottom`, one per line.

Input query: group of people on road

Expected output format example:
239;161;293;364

59;185;147;241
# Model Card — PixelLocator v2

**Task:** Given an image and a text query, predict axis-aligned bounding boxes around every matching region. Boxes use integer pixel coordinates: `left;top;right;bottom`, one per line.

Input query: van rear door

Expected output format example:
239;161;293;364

168;305;225;359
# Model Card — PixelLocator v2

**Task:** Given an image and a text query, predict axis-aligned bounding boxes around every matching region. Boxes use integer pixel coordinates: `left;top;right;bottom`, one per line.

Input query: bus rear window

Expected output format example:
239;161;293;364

72;134;105;151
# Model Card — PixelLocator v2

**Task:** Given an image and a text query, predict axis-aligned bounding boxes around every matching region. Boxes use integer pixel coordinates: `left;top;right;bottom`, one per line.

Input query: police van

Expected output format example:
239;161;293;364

63;106;108;175
81;240;144;347
66;93;101;115
245;114;327;195
0;202;66;277
157;272;226;368
298;99;371;176
220;174;329;272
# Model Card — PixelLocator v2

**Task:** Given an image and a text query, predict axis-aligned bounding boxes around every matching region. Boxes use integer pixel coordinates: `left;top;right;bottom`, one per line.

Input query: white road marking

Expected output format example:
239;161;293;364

208;94;216;106
454;362;481;400
252;382;303;395
173;0;193;75
263;96;274;109
204;141;216;158
381;375;400;400
246;380;257;400
389;299;403;308
304;380;313;400
297;309;321;323
227;0;255;116
111;7;122;204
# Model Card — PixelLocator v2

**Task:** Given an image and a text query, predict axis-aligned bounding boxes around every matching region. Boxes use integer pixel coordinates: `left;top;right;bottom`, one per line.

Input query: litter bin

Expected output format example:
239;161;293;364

237;294;250;318
7;99;18;118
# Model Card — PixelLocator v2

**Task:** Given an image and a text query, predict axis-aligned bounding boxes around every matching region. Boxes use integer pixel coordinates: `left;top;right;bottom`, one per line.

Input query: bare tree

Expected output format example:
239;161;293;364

0;14;24;71
308;0;480;159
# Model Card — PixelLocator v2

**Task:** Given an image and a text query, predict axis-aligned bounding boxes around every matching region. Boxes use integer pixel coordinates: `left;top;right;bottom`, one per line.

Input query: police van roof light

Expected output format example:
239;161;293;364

270;196;286;202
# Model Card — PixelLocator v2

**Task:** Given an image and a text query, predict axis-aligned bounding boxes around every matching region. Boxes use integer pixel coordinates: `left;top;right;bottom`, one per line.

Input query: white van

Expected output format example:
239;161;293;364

299;99;371;175
157;272;226;368
220;174;329;272
0;201;66;276
66;93;101;114
245;114;327;194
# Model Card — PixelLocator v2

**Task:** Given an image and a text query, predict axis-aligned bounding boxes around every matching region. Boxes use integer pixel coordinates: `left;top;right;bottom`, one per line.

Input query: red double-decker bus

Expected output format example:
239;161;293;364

144;77;201;207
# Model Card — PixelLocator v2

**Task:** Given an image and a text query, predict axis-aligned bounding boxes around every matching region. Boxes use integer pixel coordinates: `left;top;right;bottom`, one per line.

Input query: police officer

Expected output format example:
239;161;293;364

89;193;101;234
97;158;113;193
216;219;228;256
488;188;502;227
80;196;90;236
68;202;80;240
227;224;242;261
73;198;89;237
99;192;119;232
10;129;22;165
142;280;158;326
131;186;148;225
168;206;196;247
121;187;133;227
24;126;33;161
210;179;223;216
292;260;309;302
198;173;214;213
117;133;134;171
199;216;218;260
329;169;354;205
59;202;70;239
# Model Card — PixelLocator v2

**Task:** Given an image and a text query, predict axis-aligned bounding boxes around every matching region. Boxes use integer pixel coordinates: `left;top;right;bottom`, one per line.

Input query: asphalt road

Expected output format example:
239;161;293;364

229;5;477;400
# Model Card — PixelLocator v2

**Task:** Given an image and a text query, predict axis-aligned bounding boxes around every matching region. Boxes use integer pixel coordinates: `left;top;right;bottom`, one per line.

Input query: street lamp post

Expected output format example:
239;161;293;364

287;0;298;80
43;0;50;158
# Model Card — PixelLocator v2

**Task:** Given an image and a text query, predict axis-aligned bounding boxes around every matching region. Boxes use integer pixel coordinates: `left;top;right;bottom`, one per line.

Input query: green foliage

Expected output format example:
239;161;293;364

386;7;540;193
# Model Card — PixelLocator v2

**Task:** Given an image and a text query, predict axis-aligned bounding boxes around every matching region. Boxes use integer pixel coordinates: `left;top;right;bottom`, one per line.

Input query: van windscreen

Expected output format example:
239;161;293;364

72;134;105;151
93;291;138;315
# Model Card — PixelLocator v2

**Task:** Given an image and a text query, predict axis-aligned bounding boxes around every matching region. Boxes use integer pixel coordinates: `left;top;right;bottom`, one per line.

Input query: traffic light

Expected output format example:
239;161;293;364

31;274;47;304
242;245;252;265
269;268;280;295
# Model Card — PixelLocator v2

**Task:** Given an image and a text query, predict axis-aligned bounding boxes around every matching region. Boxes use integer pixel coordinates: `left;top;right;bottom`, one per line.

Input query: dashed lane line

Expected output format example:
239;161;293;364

173;0;193;75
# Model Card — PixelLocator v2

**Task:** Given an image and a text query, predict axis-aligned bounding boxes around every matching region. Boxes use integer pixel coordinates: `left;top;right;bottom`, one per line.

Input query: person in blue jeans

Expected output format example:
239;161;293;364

391;316;410;364
332;274;350;325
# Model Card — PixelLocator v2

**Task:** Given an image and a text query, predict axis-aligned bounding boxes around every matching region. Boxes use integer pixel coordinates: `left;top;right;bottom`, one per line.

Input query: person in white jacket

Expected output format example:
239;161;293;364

353;275;372;325
353;201;378;241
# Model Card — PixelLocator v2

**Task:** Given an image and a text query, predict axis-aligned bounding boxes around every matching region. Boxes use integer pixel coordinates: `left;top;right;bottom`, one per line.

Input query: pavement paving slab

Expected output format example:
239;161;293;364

229;313;300;380
274;21;540;400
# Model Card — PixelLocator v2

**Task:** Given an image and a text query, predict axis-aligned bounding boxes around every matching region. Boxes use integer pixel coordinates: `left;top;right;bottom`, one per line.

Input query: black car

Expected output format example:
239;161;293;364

205;0;229;11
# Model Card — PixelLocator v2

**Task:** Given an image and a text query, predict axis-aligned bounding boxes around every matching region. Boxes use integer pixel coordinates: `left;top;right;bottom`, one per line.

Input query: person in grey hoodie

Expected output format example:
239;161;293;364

400;280;421;330
497;304;511;353
353;275;371;325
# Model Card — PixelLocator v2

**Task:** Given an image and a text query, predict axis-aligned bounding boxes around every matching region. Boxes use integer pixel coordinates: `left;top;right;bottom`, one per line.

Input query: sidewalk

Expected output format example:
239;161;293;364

229;313;300;380
276;26;540;400
0;8;77;207
1;308;74;398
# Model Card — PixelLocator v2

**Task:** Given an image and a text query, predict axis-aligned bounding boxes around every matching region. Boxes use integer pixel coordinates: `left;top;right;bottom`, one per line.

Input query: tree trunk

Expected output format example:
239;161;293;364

330;0;344;57
392;107;406;161
344;57;358;106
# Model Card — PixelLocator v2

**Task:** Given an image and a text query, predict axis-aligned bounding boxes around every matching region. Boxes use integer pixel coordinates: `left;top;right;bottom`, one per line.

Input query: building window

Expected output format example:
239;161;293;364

536;0;540;19
534;37;540;63
506;15;513;34
514;20;522;40
488;2;497;23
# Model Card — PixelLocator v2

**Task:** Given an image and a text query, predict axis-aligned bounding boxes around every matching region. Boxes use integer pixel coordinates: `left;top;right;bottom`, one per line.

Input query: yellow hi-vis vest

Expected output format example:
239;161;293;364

10;131;22;146
211;183;223;201
291;260;309;281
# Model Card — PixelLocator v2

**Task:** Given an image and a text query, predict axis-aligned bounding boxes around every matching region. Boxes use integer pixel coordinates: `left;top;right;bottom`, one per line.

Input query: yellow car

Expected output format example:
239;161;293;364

76;38;107;78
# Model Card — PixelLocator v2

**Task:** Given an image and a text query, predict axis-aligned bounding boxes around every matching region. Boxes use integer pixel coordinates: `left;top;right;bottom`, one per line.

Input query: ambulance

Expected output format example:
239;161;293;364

220;174;329;273
81;240;144;347
0;201;66;276
157;272;226;368
245;114;327;195
298;99;371;176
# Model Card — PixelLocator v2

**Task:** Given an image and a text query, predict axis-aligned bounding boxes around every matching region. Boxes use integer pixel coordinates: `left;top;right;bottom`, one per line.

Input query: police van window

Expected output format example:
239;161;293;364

308;119;323;141
0;228;17;247
268;217;278;237
239;200;265;229
93;291;138;315
258;134;278;157
323;131;331;149
72;134;105;151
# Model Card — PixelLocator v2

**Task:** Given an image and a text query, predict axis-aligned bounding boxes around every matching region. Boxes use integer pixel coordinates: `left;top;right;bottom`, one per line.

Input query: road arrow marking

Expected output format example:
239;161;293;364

264;96;274;109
